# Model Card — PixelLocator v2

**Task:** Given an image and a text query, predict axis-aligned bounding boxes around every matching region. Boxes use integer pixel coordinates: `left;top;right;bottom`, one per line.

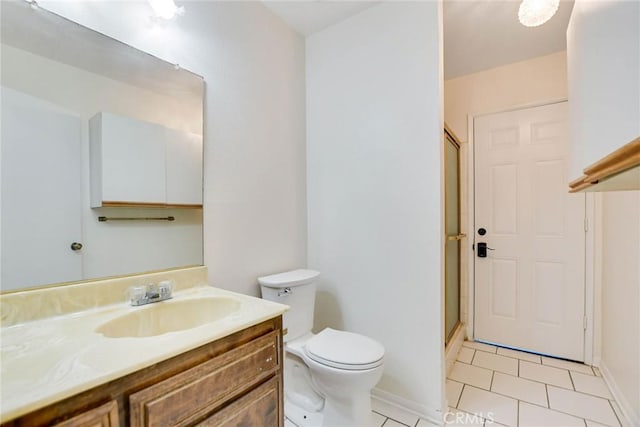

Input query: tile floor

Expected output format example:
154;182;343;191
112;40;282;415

284;397;436;427
287;340;624;427
371;397;435;427
446;341;623;426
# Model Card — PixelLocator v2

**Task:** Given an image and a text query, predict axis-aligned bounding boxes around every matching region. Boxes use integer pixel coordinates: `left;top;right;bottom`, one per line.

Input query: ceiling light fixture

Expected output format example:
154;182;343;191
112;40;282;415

147;0;183;20
518;0;559;27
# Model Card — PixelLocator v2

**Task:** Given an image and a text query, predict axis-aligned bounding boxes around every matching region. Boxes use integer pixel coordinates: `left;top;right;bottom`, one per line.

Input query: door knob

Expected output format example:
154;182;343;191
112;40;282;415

70;242;83;251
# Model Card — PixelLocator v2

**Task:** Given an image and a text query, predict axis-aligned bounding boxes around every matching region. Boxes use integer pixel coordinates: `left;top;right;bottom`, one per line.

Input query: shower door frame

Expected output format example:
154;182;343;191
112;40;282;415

444;126;462;345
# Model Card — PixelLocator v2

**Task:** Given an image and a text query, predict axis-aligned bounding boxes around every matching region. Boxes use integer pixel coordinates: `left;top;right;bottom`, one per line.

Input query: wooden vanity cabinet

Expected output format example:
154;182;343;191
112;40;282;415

3;317;283;427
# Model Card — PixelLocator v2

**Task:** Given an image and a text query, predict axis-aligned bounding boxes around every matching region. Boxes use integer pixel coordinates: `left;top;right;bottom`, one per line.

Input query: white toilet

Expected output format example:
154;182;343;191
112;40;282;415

258;269;384;427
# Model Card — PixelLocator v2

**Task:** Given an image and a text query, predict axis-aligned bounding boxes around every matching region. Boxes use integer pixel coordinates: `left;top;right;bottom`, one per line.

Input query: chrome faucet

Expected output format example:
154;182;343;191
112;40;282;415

130;281;173;306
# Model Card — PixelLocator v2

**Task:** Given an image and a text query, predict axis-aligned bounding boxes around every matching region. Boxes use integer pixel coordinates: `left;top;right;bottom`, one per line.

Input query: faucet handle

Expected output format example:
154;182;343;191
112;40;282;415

129;285;147;305
158;280;173;298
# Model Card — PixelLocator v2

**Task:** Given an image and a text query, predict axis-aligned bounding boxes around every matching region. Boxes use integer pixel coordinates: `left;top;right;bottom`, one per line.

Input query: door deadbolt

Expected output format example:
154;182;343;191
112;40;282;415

70;242;83;251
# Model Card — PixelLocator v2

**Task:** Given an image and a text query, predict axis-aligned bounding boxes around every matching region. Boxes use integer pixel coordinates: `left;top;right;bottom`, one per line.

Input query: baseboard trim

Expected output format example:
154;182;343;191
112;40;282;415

371;388;443;426
598;359;638;427
445;323;465;378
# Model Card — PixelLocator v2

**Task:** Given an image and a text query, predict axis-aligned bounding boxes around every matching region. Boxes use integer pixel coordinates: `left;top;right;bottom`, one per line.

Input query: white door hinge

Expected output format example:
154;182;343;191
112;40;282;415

583;316;588;330
584;217;589;232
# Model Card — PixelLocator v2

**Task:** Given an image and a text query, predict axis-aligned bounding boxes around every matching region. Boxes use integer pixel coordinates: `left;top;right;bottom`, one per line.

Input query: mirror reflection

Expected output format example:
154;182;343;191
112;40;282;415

0;1;204;292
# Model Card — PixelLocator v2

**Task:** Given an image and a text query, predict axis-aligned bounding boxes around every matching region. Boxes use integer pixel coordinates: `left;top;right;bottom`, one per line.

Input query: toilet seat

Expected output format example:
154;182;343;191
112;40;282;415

304;328;384;371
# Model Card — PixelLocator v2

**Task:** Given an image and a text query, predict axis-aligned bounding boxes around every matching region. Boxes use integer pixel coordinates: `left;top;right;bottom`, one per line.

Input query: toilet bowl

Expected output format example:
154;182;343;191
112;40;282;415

258;270;385;427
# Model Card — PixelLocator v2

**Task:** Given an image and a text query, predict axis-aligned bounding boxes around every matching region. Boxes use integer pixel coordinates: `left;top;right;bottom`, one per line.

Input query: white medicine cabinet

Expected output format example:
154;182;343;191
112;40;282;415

89;112;203;208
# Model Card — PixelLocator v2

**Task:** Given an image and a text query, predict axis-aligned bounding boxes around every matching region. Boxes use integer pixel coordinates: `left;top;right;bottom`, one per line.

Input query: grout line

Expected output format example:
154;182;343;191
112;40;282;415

541;358;595;376
517;359;520;377
547;383;621;404
568;370;576;391
449;367;594;397
462;381;619;423
383;416;413;427
448;369;624;423
518;396;609;424
608;399;623;427
475;381;550;409
516;399;520;427
453;406;488;424
489;369;495;390
545;383;550;408
463;342;498;353
470;349;478;364
456;384;465;408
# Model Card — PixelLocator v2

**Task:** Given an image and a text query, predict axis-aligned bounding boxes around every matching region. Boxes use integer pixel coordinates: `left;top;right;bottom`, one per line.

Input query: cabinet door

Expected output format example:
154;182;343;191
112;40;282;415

91;112;166;206
129;332;279;427
195;377;281;427
53;401;119;427
165;129;203;206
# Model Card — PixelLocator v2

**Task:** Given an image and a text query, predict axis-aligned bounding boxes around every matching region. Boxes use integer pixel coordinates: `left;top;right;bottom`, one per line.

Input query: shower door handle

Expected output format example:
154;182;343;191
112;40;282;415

446;233;466;241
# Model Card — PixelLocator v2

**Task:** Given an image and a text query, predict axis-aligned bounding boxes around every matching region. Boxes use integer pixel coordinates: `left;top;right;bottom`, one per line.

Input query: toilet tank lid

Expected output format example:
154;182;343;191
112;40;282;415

257;269;320;288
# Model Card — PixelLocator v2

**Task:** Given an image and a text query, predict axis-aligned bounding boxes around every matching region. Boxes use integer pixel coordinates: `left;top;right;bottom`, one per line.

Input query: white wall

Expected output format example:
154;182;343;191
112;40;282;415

445;51;568;142
306;2;444;419
1;45;202;284
600;191;640;424
39;1;308;296
567;0;640;179
567;1;640;424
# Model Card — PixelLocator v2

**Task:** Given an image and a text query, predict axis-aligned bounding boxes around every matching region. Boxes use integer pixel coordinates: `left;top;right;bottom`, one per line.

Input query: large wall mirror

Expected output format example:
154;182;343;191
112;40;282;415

0;1;204;292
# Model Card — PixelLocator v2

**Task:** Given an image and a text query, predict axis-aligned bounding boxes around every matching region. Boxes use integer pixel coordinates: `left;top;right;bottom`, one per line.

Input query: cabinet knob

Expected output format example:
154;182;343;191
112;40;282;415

70;242;83;251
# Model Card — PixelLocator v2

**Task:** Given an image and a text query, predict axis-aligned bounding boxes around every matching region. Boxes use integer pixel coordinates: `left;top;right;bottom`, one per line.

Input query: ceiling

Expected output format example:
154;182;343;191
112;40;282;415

444;0;574;79
262;0;574;79
262;1;379;36
1;1;202;97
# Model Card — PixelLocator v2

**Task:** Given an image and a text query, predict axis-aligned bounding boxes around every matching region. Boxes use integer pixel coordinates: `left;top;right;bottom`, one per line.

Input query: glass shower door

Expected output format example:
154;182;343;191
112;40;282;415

445;130;462;345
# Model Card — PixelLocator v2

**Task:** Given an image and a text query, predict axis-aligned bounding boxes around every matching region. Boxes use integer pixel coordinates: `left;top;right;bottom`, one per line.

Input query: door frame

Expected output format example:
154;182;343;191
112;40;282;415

465;98;597;364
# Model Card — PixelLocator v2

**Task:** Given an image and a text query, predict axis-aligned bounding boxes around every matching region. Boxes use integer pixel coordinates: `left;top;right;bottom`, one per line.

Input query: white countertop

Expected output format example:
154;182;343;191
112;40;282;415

0;285;288;422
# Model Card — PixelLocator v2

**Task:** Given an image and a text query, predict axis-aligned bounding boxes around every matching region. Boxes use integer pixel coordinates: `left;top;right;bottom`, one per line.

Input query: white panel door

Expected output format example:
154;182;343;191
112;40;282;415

1;87;83;290
474;102;586;361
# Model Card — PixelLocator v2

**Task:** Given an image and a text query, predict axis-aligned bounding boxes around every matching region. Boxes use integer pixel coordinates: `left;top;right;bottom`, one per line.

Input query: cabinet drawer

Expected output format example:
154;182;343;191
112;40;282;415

195;376;280;427
53;400;119;427
130;331;279;427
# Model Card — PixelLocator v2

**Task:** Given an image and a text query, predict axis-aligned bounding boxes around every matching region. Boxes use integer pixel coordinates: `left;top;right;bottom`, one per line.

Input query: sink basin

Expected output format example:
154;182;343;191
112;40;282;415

96;297;241;338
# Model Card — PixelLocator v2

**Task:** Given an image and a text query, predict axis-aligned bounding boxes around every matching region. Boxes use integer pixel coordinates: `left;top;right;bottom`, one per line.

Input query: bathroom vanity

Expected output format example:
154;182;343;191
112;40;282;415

0;268;288;427
3;319;282;427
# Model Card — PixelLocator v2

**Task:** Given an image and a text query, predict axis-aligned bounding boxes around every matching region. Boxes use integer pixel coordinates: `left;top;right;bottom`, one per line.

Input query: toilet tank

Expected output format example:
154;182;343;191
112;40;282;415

258;269;320;342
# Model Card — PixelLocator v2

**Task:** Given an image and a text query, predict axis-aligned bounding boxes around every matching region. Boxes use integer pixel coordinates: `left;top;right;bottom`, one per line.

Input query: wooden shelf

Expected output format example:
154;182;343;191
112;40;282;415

569;136;640;192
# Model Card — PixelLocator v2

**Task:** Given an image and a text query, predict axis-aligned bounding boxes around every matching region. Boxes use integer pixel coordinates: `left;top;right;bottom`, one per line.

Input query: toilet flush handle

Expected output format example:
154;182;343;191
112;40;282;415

278;287;292;297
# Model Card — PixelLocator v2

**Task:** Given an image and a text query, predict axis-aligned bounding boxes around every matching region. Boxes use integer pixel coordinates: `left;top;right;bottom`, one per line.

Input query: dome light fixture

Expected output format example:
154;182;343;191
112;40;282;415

518;0;560;27
147;0;183;20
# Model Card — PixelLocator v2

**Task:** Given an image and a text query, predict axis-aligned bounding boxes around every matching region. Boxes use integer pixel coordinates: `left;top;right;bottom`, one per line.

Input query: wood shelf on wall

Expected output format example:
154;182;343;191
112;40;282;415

569;136;640;192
